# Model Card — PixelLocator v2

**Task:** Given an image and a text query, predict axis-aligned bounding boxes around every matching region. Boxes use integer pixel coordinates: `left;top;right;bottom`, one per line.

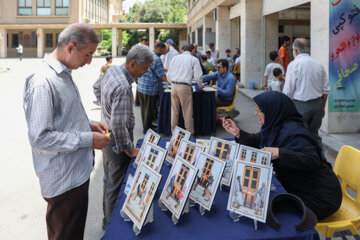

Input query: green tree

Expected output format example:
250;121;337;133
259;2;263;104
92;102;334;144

122;0;186;49
99;29;112;55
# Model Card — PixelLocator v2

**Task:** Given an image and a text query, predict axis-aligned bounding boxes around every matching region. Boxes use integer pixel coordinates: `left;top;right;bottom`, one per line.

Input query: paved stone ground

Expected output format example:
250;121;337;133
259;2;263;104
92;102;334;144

0;57;355;240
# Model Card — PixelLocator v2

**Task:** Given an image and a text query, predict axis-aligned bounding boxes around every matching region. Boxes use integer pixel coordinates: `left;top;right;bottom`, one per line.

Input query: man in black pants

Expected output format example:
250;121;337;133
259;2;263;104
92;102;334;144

137;42;167;133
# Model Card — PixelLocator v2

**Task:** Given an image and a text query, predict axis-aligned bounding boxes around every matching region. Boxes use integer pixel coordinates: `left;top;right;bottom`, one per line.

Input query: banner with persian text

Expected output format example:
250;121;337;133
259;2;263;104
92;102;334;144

329;0;360;112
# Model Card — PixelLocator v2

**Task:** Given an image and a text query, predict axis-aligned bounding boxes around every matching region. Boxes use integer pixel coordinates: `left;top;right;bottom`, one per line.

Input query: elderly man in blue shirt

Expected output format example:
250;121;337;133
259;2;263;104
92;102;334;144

203;59;237;107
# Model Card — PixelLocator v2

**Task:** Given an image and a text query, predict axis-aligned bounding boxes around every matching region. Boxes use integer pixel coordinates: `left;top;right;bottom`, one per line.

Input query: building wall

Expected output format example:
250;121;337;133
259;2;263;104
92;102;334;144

262;0;310;15
0;0;79;24
0;0;123;58
0;0;121;25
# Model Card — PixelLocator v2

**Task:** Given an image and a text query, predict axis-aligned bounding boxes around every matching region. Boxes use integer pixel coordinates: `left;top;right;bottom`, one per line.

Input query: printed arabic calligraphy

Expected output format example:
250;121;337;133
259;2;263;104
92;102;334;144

331;32;360;62
335;62;358;89
332;12;346;35
331;0;342;7
332;5;360;35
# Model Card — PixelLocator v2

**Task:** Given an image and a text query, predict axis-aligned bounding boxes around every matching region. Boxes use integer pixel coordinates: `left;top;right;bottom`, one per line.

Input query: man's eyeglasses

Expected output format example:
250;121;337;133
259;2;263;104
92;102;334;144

215;65;223;70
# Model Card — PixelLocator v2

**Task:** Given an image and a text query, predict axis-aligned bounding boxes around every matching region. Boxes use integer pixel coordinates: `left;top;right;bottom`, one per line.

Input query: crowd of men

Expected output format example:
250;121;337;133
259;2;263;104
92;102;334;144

23;23;330;240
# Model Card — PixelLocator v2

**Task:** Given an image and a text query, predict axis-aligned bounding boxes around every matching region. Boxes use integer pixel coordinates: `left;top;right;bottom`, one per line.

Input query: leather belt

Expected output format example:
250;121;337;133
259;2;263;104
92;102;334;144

172;82;191;86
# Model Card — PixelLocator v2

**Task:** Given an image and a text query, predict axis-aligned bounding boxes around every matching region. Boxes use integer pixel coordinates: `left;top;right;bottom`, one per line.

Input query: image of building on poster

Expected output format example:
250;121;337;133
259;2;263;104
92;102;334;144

227;161;273;223
190;152;225;210
166;126;191;164
135;129;161;165
237;145;272;166
176;139;204;165
329;1;360;112
139;143;167;172
207;137;239;186
159;157;197;218
122;163;161;230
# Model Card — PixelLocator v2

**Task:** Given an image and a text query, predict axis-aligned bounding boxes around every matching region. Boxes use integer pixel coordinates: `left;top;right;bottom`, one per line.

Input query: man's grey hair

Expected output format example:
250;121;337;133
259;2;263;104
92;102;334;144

292;38;310;54
125;45;155;65
57;23;100;50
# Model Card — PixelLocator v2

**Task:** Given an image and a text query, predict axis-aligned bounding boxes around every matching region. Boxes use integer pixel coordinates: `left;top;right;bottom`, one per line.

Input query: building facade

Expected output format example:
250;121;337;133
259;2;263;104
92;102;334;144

0;0;124;58
187;0;360;134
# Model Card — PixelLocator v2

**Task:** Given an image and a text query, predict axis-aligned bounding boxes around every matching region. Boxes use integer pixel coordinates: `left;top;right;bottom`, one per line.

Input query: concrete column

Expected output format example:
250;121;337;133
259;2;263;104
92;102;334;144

117;29;122;56
149;27;155;49
178;29;187;49
264;13;278;67
0;28;7;58
195;29;198;46
216;6;231;58
230;17;240;50
111;27;117;57
37;28;45;58
311;0;360;133
202;17;206;53
240;0;263;88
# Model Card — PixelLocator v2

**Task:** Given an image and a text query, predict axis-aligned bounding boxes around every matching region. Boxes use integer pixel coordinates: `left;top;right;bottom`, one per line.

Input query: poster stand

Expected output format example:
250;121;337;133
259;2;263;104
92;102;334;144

189;198;215;216
120;204;154;236
158;199;190;225
229;211;258;230
133;161;138;169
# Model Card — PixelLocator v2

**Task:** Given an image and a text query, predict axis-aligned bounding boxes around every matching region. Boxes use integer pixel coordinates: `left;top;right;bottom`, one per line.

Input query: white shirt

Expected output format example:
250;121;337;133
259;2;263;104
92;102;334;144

283;53;330;101
16;45;23;54
207;58;215;65
264;62;284;86
167;51;203;87
210;49;219;63
162;45;179;69
235;56;241;65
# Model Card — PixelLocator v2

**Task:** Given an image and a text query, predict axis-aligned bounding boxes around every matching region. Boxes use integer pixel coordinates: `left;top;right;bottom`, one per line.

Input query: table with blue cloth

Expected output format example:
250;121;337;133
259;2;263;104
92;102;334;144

157;83;217;135
102;138;320;240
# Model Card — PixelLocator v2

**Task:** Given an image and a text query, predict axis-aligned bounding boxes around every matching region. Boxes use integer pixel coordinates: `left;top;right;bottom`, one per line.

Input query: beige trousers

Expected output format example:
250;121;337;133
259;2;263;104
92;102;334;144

171;84;194;134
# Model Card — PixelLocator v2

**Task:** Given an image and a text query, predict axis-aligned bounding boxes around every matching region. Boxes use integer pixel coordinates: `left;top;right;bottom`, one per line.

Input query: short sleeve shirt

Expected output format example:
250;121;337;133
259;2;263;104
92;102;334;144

278;46;290;73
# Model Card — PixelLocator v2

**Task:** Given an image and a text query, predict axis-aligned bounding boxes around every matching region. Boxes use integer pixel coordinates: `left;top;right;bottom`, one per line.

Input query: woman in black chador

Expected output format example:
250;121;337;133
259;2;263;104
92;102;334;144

223;91;342;220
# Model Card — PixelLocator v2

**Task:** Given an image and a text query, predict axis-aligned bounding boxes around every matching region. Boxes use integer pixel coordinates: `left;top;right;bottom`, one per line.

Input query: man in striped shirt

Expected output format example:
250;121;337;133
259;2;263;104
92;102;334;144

23;23;110;240
100;44;155;231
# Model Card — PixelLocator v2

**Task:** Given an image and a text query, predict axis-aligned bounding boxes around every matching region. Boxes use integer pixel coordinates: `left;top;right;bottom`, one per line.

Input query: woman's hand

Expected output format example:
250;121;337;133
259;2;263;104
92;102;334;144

262;147;279;159
222;119;240;137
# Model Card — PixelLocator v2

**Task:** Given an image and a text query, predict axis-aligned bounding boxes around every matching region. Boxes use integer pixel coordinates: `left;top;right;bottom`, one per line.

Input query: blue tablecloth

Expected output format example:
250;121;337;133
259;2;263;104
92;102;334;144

157;85;217;135
103;139;320;240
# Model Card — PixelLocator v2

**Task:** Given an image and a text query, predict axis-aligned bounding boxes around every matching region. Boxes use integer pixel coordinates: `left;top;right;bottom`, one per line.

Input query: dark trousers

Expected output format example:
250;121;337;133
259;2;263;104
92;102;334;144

293;97;325;158
216;97;232;107
102;136;131;230
138;91;159;132
293;97;323;137
135;88;140;106
43;180;89;240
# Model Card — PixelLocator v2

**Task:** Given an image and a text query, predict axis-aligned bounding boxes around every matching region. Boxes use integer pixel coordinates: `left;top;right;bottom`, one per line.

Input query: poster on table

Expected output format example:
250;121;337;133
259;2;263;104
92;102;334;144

207;137;239;186
189;152;225;211
227;161;273;223
175;139;204;165
138;142;167;172
135;129;161;165
329;0;360;112
159;156;198;219
196;139;210;152
237;145;272;166
122;163;162;230
166;126;191;164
